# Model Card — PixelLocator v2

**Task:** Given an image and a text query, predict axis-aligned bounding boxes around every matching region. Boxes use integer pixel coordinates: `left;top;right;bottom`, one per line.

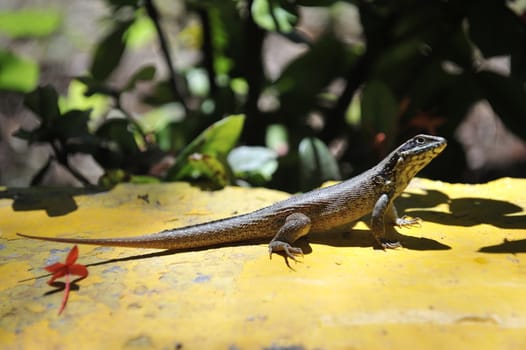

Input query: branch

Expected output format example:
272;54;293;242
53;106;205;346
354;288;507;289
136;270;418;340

144;0;188;110
196;7;217;94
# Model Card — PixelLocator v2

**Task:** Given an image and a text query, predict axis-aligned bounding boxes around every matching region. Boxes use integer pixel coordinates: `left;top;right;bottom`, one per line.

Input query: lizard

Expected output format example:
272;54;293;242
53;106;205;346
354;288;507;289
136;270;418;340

17;134;447;259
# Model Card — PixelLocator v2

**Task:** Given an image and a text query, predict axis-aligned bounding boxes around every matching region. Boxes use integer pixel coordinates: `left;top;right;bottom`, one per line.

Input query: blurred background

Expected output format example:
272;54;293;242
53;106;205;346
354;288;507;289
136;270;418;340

1;0;525;191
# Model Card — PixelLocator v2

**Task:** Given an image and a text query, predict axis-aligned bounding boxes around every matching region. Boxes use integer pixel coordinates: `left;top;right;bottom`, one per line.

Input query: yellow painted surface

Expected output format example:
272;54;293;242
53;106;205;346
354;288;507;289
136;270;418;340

1;178;526;349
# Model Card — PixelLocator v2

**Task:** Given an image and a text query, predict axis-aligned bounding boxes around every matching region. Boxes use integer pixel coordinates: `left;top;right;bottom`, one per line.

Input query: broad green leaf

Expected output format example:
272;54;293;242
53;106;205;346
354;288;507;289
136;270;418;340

123;65;156;91
125;13;155;48
0;50;38;92
24;85;61;122
299;137;340;191
0;9;61;38
165;114;245;181
361;80;398;137
251;0;298;33
475;71;526;140
96;119;140;154
59;79;109;119
55;109;91;140
90;20;133;81
187;153;229;188
228;146;278;185
94;119;141;169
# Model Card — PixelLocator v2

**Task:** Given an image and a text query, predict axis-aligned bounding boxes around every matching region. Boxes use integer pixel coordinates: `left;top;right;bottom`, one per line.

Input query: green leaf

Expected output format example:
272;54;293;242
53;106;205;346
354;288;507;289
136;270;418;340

187;153;229;188
298;137;340;191
90;20;133;81
59;79;110;119
361;80;398;136
123;65;156;91
75;76;119;97
0;9;61;38
475;71;526;140
130;175;161;184
94;119;141;169
96;119;140;155
125;12;155;48
228;146;278;185
24;85;61;122
0;50;39;92
55;109;91;140
251;0;298;33
165;114;245;181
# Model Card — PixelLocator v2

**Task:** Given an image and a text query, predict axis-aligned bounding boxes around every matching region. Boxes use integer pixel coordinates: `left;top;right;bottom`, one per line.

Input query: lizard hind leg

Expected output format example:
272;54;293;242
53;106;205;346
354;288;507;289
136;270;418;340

268;212;311;262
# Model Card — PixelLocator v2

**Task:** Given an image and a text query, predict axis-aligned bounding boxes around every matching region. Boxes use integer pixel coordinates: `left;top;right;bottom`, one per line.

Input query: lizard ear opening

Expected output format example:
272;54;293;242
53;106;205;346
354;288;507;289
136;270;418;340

396;154;405;166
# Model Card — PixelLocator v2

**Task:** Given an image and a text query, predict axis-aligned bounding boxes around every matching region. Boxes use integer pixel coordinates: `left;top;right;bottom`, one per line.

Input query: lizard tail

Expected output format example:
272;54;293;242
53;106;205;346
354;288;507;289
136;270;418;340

16;232;182;249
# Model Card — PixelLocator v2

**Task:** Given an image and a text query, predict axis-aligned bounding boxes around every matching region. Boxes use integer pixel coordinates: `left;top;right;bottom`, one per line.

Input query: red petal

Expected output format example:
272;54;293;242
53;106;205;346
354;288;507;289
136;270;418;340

68;264;89;278
65;245;79;265
47;270;67;284
45;262;66;273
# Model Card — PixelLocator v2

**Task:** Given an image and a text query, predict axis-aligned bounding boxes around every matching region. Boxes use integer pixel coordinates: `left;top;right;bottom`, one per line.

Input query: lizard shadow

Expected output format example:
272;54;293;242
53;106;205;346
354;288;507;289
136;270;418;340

303;227;451;252
77;226;450;271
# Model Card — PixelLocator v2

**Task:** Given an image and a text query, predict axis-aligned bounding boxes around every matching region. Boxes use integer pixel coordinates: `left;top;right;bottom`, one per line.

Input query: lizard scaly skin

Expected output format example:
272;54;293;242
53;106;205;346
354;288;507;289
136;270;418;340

18;134;447;258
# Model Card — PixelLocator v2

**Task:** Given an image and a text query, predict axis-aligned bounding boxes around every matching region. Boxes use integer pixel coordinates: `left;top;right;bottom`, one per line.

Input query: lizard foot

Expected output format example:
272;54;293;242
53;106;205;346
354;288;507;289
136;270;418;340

395;215;422;228
268;241;303;262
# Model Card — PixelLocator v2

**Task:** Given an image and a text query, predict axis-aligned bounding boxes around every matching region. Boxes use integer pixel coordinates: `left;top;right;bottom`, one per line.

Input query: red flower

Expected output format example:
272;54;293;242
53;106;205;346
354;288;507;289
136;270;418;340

44;245;88;315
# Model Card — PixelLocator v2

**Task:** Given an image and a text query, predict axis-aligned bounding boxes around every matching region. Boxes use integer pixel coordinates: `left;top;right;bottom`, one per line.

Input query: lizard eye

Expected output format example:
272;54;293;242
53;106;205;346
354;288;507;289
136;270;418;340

415;136;425;144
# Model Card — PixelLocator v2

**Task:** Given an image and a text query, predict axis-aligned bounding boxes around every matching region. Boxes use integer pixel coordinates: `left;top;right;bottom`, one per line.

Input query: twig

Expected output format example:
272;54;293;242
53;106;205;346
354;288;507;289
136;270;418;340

143;0;188;110
241;0;266;145
196;7;217;94
49;144;93;186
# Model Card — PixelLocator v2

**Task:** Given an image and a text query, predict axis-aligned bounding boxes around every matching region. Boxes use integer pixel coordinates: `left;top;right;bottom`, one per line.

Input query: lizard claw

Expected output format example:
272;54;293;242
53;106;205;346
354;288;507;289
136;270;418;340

380;239;402;249
396;215;422;228
269;241;304;262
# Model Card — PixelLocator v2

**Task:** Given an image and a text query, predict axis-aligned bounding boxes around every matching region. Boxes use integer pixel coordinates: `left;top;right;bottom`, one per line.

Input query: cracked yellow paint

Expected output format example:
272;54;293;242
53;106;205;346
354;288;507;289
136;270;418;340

1;178;526;349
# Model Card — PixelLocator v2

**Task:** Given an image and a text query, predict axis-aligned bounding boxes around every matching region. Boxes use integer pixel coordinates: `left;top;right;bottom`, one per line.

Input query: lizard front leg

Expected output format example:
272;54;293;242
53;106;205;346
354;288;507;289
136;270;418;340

371;193;402;249
268;213;311;261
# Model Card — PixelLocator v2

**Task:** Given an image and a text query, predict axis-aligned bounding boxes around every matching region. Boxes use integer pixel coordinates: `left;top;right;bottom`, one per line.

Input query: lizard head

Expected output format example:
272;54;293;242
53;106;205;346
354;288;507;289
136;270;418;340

391;134;447;189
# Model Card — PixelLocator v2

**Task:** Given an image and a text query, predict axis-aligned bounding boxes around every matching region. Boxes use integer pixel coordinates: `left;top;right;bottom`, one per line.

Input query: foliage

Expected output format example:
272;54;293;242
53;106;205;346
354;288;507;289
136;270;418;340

3;0;526;189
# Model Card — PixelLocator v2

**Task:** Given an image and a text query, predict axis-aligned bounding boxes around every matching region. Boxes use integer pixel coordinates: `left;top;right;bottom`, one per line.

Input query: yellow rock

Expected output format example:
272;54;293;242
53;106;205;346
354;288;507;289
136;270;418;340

1;178;525;349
